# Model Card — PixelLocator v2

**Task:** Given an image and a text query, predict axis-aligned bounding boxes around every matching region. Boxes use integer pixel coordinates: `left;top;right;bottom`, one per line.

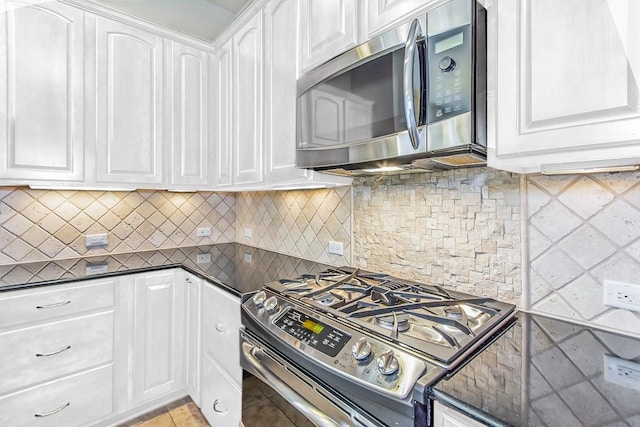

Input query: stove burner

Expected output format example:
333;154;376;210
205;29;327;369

315;293;339;306
375;313;410;332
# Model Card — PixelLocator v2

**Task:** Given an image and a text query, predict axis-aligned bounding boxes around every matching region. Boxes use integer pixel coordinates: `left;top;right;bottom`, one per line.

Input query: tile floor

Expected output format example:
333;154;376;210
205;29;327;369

119;374;313;427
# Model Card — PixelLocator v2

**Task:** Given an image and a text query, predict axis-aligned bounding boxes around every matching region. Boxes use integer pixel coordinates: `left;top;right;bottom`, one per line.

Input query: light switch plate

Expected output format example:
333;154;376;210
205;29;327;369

244;228;252;238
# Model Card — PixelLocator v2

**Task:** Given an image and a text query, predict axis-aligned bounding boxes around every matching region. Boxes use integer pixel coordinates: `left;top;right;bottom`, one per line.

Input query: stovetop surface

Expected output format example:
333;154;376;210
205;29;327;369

265;266;516;365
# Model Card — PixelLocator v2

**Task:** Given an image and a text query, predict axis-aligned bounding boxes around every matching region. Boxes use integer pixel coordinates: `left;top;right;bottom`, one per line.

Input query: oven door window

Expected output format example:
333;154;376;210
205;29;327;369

297;45;426;149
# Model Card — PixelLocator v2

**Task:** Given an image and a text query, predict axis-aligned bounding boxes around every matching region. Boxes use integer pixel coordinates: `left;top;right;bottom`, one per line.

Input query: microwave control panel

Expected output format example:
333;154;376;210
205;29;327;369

427;24;473;123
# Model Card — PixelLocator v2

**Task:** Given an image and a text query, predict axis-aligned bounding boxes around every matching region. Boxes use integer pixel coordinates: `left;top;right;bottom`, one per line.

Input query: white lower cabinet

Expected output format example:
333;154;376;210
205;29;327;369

0;365;113;427
200;352;242;427
433;401;486;427
130;270;186;405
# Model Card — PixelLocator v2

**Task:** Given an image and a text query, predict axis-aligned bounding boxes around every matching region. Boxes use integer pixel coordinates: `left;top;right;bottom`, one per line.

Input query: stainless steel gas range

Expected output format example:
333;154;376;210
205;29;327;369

240;267;516;427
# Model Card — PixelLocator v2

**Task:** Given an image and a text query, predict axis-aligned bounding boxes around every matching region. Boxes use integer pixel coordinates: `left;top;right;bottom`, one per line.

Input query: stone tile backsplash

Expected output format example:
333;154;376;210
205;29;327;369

527;172;640;336
0;188;235;265
352;168;523;305
235;187;352;267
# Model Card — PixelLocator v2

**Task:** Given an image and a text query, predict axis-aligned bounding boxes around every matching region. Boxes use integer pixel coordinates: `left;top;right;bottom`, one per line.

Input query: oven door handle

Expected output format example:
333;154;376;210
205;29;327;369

403;18;424;150
242;342;343;427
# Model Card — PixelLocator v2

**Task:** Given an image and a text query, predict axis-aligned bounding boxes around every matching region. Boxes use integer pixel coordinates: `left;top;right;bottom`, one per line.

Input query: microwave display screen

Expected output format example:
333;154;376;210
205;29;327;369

434;32;464;54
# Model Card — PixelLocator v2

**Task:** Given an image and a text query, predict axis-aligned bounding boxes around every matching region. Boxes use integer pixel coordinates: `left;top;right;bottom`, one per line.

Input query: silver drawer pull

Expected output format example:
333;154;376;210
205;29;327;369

213;399;228;414
34;402;70;417
36;345;71;357
36;300;71;309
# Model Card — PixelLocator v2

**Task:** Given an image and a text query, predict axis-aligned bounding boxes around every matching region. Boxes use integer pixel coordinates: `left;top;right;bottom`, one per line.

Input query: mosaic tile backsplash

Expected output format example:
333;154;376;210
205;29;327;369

527;172;640;336
235;187;351;267
352;168;523;305
0;188;235;265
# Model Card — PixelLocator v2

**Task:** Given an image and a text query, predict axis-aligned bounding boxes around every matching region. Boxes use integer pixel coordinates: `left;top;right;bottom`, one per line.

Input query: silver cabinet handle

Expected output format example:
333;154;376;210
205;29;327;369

36;345;71;357
213;399;228;414
36;300;71;309
403;18;425;150
34;402;70;417
215;324;227;333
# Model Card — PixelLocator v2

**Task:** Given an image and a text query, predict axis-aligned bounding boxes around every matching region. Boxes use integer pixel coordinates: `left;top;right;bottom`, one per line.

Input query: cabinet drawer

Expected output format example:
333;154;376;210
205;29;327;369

202;284;241;385
0;279;115;329
0;364;113;427
0;311;114;394
201;353;241;427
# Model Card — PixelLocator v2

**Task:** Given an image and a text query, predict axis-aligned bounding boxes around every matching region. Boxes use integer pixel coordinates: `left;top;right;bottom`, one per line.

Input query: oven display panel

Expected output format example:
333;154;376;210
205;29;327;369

274;309;350;357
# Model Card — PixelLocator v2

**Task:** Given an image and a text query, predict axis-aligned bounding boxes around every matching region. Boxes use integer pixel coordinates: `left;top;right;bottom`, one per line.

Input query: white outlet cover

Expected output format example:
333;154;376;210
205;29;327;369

85;263;108;275
196;253;211;263
604;354;640;391
197;227;212;237
86;233;108;248
244;228;252;238
603;280;640;312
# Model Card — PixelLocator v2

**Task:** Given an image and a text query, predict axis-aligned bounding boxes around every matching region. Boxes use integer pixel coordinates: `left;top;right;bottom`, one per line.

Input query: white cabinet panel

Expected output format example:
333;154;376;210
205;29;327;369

0;1;84;182
298;0;359;73
489;0;640;173
215;40;233;187
132;270;185;404
433;401;485;427
365;0;442;37
0;365;113;427
95;19;164;185
184;273;202;406
232;12;263;185
200;352;242;427
170;42;210;188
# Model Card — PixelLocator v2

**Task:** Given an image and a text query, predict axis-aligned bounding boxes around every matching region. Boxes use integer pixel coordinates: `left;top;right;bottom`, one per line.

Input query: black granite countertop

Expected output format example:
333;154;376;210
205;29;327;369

432;311;640;426
0;243;331;296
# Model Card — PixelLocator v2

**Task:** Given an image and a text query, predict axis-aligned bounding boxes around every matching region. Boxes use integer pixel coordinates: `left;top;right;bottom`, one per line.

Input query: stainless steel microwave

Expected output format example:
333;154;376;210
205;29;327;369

296;0;486;175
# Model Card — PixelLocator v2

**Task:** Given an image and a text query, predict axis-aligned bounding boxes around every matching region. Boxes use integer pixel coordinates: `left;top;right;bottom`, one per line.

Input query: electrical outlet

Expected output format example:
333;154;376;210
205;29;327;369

328;241;344;256
85;263;108;275
85;233;108;248
197;227;212;237
604;354;640;391
244;252;252;263
603;280;640;312
196;253;211;263
244;228;252;238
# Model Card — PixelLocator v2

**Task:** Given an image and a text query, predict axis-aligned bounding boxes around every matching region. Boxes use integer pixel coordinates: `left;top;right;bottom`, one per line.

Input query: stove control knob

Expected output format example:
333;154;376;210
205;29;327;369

252;290;267;306
351;338;372;361
263;296;279;313
377;350;399;376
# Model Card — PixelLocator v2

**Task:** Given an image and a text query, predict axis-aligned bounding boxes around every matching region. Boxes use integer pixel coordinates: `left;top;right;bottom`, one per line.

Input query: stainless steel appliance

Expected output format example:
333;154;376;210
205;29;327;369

240;267;516;426
296;0;487;176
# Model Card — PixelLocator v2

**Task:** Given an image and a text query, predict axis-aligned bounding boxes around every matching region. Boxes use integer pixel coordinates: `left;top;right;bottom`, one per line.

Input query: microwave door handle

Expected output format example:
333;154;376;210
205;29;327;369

403;19;423;150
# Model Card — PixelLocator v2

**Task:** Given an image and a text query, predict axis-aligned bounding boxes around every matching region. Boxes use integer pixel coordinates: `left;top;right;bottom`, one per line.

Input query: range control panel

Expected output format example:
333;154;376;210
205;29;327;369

274;309;350;357
427;24;473;123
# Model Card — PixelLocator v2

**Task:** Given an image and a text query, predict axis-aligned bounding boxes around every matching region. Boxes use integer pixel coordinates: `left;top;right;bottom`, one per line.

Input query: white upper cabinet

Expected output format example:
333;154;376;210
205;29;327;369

94;19;164;186
232;11;264;186
214;40;233;188
298;0;359;74
169;42;210;189
365;0;443;37
489;0;640;174
0;1;84;183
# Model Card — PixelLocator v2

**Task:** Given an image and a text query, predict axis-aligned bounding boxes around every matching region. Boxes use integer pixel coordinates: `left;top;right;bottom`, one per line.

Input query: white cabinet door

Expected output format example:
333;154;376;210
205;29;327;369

94;18;164;186
215;40;233;188
489;0;640;174
232;11;263;185
263;0;306;183
184;273;202;406
201;282;241;387
364;0;442;38
200;352;241;427
169;42;210;189
0;1;84;182
433;401;486;427
131;270;185;404
298;0;359;74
